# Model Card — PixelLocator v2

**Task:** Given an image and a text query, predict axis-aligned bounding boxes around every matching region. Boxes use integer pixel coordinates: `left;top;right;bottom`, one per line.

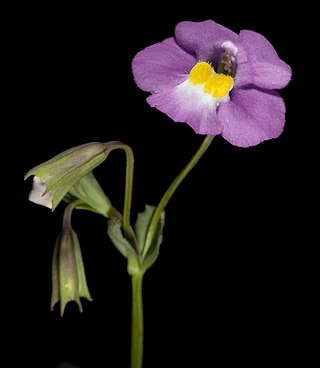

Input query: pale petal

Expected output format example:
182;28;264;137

28;176;53;209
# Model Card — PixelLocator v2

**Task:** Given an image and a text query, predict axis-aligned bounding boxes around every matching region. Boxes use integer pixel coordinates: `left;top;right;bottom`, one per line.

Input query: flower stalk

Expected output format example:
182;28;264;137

143;135;214;259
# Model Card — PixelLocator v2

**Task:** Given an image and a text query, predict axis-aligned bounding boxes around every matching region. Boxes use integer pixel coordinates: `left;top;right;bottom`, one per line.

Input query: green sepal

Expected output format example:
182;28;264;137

63;172;114;218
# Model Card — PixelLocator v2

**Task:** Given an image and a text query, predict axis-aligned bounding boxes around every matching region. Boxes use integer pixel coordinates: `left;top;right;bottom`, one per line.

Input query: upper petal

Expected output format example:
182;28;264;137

146;82;223;136
235;30;292;89
132;38;195;93
218;88;286;147
174;20;239;59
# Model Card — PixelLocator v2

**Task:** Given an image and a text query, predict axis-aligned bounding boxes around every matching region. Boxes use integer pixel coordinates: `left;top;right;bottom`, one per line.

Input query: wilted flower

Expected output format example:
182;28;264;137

132;20;291;147
24;142;113;210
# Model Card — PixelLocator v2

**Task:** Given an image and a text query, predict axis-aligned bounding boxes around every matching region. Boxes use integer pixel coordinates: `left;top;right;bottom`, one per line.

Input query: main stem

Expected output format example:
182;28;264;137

130;272;144;368
130;135;214;368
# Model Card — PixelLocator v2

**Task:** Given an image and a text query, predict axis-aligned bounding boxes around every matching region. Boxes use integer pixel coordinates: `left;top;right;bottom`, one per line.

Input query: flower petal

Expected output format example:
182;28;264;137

174;20;239;60
28;176;53;209
218;88;286;147
132;38;195;93
147;82;223;135
236;30;292;89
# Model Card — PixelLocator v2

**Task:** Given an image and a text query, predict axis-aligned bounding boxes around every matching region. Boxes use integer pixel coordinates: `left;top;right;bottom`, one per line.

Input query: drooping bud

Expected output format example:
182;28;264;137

51;202;92;316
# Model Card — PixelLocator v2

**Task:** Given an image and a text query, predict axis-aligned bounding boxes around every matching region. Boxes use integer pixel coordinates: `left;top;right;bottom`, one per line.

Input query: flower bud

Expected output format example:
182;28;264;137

24;142;111;210
51;205;92;316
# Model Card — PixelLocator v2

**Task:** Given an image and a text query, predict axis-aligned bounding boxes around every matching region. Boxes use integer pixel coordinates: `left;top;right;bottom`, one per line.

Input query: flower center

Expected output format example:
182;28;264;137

216;51;237;77
188;61;234;99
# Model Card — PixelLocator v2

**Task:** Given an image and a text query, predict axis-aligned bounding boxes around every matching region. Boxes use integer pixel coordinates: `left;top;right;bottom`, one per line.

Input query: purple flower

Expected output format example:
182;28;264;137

132;20;291;147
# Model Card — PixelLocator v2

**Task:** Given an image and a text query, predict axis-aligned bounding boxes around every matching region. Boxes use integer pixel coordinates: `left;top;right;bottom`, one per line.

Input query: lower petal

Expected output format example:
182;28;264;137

218;88;286;147
147;82;223;135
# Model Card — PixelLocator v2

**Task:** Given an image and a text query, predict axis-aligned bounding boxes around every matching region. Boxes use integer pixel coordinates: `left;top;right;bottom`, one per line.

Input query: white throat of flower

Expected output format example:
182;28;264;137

186;61;234;108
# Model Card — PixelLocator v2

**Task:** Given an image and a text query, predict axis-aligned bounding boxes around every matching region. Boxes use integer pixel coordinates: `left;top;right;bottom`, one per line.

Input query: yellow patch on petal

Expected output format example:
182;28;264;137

188;62;214;85
188;61;234;100
204;74;234;99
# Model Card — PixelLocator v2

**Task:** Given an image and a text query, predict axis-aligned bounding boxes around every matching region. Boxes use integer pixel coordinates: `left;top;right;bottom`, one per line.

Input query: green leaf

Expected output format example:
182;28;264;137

142;211;165;271
134;205;157;254
107;218;137;260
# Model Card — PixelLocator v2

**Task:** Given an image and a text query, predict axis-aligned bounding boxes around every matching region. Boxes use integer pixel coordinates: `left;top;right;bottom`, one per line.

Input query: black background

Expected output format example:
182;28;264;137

5;3;312;368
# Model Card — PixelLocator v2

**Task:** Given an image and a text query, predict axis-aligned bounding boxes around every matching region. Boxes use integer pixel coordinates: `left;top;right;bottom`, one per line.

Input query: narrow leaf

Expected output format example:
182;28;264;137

134;205;157;254
142;211;165;271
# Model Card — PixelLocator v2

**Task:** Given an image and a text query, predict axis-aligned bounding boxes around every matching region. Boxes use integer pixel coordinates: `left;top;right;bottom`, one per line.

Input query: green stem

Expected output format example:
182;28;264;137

105;141;136;245
143;135;214;257
121;145;134;241
62;200;81;229
130;272;144;368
